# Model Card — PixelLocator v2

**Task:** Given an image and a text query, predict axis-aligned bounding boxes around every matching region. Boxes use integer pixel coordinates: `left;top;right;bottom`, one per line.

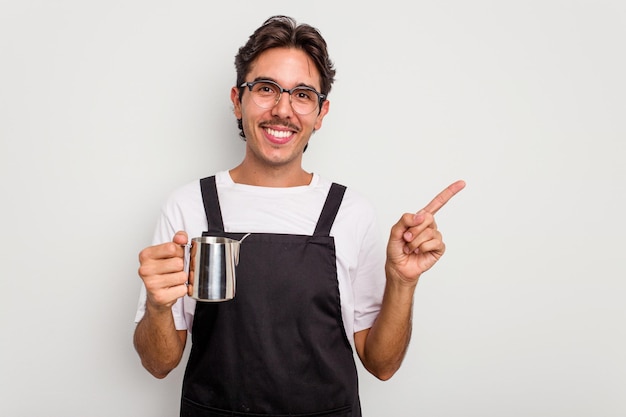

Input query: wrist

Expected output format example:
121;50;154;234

145;299;174;317
385;264;421;290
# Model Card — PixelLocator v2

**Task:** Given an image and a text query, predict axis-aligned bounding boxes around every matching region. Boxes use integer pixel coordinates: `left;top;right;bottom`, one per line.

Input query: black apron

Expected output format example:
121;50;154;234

181;176;361;417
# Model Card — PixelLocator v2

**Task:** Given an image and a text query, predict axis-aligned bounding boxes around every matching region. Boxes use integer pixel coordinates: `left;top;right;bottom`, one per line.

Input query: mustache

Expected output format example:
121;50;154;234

260;118;300;132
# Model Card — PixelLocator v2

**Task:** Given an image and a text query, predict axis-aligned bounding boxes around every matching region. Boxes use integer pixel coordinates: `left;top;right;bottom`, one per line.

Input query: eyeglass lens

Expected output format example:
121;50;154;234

249;82;319;114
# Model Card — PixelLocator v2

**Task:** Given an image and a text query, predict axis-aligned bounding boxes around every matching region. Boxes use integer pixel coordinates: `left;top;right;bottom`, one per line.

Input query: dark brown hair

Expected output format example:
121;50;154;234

234;15;336;138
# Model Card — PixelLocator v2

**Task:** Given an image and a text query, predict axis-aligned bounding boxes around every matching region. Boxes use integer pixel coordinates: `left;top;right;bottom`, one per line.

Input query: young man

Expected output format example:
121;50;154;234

134;15;465;417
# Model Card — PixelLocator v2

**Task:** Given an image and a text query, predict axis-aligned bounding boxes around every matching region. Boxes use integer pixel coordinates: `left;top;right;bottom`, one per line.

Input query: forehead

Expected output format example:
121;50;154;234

248;47;321;89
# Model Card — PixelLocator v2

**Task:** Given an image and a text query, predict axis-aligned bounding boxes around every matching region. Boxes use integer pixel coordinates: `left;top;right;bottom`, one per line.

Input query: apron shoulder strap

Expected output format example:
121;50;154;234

314;183;347;237
199;175;225;233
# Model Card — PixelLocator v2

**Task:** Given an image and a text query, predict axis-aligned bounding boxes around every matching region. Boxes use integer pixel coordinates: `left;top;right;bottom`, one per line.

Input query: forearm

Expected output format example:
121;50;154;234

133;305;186;379
359;275;417;381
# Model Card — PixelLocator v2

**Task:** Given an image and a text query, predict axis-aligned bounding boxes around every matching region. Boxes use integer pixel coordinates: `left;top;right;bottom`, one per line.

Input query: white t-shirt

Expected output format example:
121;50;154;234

135;171;385;348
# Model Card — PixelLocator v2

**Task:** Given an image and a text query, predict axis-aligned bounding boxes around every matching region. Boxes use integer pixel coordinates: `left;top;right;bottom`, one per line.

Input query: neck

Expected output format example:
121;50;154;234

229;163;313;187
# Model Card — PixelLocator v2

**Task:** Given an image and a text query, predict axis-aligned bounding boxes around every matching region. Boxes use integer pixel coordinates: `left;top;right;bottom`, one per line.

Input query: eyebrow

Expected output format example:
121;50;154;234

251;76;319;91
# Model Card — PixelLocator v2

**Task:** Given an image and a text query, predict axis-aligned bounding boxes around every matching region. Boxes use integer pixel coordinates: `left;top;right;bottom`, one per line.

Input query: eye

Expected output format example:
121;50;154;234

293;88;316;102
254;82;278;96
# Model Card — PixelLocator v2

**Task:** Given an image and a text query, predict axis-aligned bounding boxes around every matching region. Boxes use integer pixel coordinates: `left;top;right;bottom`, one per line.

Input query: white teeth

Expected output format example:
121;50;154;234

265;128;292;139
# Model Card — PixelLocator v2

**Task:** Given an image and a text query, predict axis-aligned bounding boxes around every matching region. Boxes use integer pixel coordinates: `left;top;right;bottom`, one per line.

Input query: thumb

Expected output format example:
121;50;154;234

172;230;188;246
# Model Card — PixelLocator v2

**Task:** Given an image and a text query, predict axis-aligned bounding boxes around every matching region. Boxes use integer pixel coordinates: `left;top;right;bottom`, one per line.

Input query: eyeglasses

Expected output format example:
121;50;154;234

239;80;326;115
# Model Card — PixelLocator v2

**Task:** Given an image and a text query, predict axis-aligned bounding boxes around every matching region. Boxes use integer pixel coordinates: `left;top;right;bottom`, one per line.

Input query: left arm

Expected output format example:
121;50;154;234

355;180;466;380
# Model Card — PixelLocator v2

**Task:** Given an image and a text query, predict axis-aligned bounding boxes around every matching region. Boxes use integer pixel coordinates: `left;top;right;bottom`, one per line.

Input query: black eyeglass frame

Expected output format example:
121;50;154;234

239;79;327;114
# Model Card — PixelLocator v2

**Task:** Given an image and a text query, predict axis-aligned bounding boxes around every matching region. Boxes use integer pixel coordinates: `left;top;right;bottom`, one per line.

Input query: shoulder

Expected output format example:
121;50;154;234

328;178;376;220
316;175;378;231
162;178;202;212
156;175;216;236
342;186;376;215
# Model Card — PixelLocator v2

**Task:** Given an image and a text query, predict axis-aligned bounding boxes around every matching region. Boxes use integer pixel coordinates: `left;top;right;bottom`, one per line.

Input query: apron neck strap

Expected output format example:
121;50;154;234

200;175;224;233
313;183;346;237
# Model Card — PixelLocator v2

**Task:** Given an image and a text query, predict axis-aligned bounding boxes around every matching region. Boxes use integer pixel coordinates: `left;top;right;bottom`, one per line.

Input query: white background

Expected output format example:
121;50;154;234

1;1;624;416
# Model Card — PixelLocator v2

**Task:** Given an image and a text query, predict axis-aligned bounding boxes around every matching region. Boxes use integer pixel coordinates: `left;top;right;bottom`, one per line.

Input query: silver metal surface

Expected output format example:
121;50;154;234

189;236;241;302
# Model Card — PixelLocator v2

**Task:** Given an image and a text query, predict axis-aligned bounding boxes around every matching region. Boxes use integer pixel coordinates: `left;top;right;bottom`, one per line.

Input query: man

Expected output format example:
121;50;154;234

134;15;465;416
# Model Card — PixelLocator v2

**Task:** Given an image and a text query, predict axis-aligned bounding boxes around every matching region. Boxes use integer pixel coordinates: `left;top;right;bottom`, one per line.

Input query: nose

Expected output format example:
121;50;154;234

271;91;294;118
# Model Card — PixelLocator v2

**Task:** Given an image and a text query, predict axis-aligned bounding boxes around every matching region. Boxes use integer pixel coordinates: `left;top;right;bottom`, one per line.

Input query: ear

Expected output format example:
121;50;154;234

231;86;242;119
313;99;330;131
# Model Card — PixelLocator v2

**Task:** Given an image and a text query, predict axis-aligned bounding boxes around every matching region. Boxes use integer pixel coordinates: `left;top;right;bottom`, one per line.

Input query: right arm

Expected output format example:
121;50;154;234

133;231;189;379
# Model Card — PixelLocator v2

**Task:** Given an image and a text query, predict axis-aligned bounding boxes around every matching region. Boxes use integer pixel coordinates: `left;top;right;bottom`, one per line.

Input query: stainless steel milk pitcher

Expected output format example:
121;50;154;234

188;234;250;302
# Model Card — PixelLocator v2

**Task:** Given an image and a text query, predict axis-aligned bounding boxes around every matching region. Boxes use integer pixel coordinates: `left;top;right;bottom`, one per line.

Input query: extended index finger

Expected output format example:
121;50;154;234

423;180;466;214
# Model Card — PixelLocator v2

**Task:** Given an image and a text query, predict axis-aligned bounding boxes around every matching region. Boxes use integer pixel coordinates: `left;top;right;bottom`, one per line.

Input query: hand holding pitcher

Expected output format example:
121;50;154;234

137;231;189;310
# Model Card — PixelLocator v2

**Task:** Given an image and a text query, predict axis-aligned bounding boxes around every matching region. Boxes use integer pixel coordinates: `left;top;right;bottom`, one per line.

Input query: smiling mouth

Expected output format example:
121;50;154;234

264;127;294;140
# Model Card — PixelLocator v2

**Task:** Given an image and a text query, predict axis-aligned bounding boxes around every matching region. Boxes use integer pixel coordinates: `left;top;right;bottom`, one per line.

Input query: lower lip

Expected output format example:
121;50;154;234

264;130;294;145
